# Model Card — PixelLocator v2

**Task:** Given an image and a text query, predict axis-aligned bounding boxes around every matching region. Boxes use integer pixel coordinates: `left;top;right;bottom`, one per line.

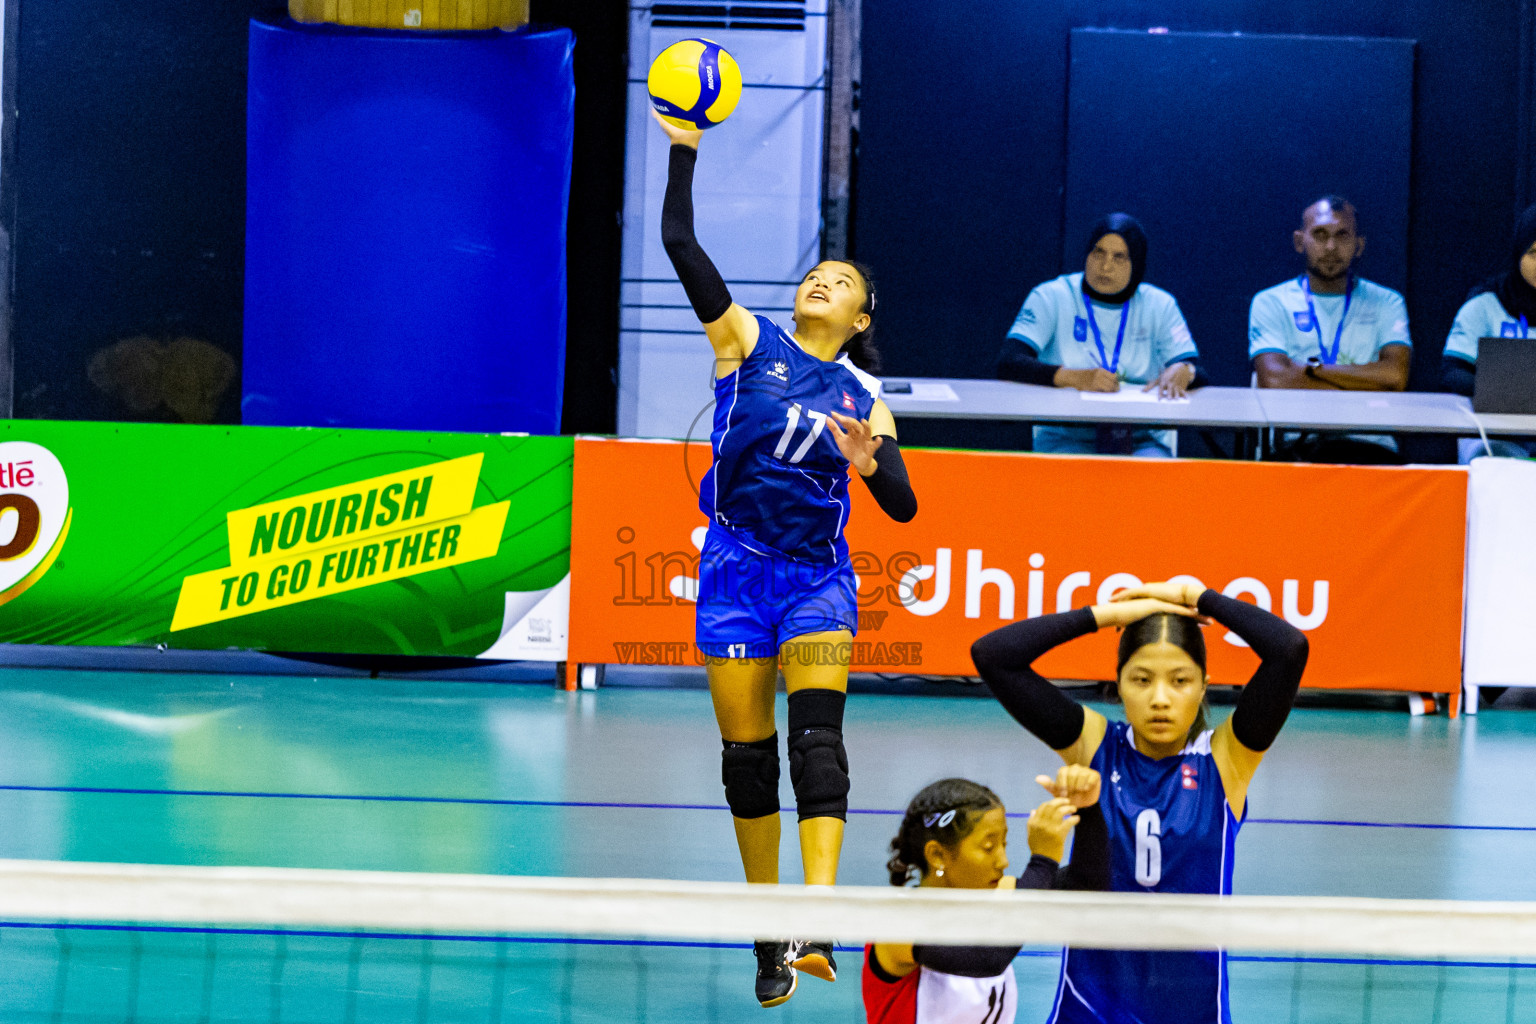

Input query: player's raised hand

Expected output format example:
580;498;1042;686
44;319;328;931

1026;796;1080;864
650;108;703;149
828;411;884;476
1092;597;1197;629
1037;765;1102;809
1112;580;1202;609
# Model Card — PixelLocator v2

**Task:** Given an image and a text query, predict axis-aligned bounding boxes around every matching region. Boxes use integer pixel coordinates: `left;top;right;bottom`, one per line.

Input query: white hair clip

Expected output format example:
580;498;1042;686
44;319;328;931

923;809;957;829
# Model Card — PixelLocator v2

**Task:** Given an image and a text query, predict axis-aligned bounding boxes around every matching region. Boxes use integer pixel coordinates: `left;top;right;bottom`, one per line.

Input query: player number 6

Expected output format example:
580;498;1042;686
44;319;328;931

1135;808;1162;888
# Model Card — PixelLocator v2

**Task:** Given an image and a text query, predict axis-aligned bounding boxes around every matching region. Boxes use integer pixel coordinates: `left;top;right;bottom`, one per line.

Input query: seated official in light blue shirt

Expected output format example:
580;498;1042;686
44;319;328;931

997;213;1205;458
1442;202;1536;461
1249;196;1412;464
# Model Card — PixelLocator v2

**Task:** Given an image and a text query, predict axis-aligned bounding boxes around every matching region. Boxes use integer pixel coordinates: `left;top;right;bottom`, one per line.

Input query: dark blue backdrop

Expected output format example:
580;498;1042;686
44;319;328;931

10;0;258;424
243;19;574;435
855;0;1530;408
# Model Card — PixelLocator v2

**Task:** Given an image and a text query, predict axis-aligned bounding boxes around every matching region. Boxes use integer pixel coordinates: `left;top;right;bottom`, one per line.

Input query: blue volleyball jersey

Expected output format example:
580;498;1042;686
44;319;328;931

1050;724;1240;1024
700;315;882;565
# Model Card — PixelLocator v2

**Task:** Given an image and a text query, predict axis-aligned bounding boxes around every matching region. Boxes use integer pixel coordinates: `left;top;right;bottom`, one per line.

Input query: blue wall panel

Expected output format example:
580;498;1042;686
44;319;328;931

243;19;574;435
1064;29;1414;388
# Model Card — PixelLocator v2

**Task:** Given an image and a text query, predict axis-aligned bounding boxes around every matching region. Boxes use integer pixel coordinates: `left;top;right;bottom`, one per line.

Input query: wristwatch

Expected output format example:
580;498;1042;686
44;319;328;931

1305;356;1323;379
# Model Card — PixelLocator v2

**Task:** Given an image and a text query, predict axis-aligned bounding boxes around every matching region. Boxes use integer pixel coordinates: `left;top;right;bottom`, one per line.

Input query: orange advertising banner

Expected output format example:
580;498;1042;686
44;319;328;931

570;438;1467;700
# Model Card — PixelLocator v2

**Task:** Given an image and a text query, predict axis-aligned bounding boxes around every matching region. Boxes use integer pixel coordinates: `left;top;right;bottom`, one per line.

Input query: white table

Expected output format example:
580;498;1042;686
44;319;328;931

1466;409;1536;437
1251;390;1536;436
880;380;1266;429
880;378;1536;437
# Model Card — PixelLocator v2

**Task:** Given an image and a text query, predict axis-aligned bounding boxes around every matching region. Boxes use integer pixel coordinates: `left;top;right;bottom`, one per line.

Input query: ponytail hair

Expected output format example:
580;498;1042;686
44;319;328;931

839;260;881;373
1109;613;1210;747
887;778;1002;886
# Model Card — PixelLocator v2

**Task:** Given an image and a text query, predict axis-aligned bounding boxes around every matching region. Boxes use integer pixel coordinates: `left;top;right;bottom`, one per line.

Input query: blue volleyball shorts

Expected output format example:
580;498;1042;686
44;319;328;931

694;526;858;659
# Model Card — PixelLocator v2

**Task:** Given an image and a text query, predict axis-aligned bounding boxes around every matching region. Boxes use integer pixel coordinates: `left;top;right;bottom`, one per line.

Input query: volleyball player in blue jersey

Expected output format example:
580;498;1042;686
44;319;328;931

970;582;1309;1024
653;111;919;1008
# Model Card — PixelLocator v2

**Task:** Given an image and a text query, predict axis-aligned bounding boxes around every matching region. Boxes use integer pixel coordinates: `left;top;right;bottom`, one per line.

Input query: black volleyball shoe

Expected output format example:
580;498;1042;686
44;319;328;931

790;939;837;983
754;939;797;1007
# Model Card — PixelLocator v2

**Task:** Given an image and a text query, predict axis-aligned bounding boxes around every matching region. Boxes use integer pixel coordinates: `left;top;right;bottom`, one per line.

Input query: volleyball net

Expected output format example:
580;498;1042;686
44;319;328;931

1;858;1533;1022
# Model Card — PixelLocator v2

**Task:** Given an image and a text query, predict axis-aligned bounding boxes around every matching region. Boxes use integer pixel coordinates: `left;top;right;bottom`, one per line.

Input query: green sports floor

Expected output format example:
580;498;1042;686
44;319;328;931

0;663;1531;1023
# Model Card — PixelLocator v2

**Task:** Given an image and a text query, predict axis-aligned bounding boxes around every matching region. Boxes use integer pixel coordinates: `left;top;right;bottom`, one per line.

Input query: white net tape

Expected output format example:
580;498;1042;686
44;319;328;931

3;858;1535;959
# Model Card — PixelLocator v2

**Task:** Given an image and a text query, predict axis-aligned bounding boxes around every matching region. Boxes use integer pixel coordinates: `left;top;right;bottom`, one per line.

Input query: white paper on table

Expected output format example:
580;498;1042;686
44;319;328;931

1079;387;1190;405
899;382;960;402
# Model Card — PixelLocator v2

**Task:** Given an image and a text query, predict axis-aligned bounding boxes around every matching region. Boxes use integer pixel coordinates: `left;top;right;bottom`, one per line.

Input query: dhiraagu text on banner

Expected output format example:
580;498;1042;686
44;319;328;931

0;422;571;659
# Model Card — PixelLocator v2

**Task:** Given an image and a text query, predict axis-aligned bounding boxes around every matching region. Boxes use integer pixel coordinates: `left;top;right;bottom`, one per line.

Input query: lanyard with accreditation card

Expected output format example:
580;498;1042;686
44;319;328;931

1298;273;1354;365
1080;283;1129;374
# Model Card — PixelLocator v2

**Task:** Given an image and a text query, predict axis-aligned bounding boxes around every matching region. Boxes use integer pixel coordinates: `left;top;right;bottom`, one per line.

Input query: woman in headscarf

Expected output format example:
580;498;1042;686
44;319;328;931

997;214;1206;457
1443;203;1536;460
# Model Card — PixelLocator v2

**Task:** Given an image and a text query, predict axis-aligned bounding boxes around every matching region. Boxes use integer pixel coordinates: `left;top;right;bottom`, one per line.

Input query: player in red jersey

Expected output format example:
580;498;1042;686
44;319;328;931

863;768;1108;1024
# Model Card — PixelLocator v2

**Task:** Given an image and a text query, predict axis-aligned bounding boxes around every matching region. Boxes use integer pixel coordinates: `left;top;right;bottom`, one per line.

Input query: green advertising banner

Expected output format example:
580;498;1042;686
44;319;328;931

0;421;572;658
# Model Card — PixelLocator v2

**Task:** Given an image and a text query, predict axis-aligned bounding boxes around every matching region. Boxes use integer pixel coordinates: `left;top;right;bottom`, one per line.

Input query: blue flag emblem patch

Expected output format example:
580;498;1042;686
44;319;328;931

1073;317;1088;341
1293;311;1314;331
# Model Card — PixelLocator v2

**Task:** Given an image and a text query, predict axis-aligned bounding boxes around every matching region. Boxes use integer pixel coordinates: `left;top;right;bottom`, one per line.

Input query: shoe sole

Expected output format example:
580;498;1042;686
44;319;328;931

791;953;836;983
758;970;797;1008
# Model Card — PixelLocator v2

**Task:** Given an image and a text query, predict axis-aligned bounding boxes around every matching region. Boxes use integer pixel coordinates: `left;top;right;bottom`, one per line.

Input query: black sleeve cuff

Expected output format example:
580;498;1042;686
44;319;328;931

1441;355;1476;397
997;338;1059;387
861;437;917;523
911;942;1021;979
1018;853;1060;890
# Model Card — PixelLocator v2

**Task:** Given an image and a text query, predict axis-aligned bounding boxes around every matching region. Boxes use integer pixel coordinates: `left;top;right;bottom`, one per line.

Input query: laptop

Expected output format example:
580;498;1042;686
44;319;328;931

1473;337;1536;414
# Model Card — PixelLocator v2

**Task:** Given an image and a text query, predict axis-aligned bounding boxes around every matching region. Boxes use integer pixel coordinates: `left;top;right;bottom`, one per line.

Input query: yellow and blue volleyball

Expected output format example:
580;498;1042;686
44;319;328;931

648;38;743;131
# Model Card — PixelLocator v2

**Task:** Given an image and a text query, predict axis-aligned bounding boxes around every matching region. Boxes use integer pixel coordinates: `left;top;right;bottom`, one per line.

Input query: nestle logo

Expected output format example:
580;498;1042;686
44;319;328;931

0;461;35;488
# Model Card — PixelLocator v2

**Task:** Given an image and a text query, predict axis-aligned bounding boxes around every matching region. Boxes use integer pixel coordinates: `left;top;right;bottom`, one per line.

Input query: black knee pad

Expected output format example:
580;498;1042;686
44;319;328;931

787;689;849;822
721;733;780;820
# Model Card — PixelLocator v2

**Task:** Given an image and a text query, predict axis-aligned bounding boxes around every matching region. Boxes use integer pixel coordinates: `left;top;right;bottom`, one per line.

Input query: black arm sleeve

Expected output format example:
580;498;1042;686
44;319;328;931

1441;354;1476;398
860;436;917;522
908;851;1069;977
970;609;1096;750
996;337;1060;387
1018;853;1060;891
1053;803;1109;892
911;942;1022;979
660;145;733;324
1199;590;1309;752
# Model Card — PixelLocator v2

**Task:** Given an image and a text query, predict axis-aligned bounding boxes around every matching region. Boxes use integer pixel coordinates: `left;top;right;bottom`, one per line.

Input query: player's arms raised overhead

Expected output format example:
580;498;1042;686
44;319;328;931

654;110;760;373
1109;581;1308;817
969;597;1195;766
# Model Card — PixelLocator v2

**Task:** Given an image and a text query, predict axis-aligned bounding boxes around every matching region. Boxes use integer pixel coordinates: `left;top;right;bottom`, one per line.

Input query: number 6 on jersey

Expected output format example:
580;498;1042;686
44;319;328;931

1134;808;1162;888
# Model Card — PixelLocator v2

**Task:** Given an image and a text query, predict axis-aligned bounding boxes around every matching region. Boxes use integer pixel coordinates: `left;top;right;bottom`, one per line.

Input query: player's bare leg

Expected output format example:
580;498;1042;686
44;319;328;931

780;629;853;983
